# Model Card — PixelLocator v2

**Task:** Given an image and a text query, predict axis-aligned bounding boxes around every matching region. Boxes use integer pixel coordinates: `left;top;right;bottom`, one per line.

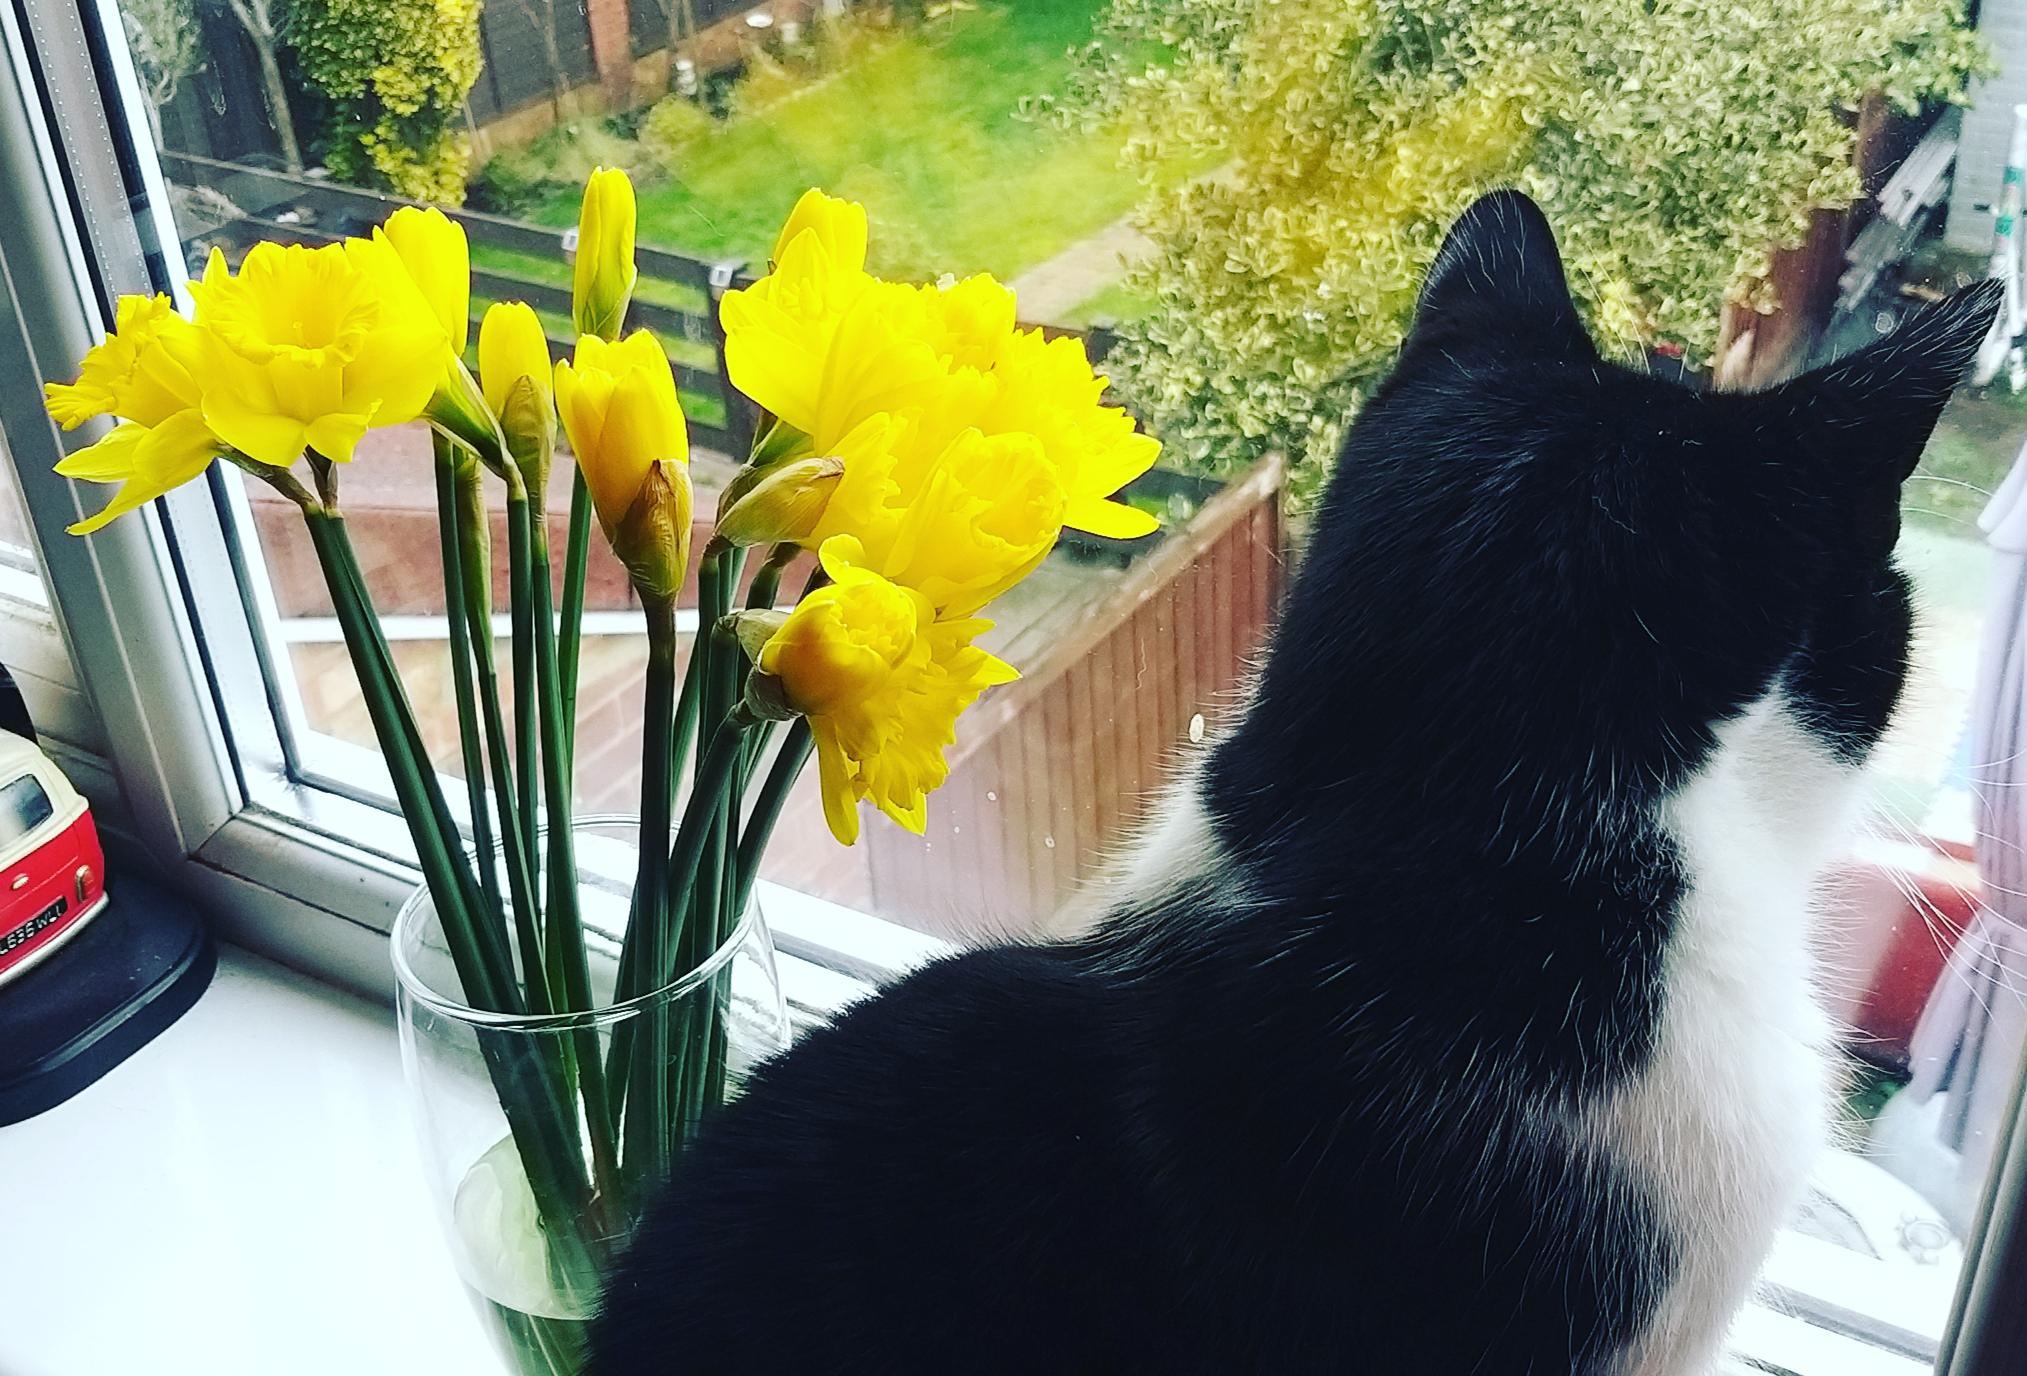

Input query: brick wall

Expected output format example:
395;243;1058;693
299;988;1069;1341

1948;0;2027;252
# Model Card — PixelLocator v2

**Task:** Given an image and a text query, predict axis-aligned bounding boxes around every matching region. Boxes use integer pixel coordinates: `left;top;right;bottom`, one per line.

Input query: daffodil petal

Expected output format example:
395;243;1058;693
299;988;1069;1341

202;390;308;466
1063;495;1160;540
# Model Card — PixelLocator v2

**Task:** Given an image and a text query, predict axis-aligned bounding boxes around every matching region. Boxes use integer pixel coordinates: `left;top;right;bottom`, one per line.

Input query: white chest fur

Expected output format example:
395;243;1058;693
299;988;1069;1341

1591;691;1857;1375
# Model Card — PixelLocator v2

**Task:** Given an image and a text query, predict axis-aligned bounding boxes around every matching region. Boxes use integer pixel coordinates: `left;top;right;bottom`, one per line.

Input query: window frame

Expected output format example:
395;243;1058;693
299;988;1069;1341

0;3;2023;1373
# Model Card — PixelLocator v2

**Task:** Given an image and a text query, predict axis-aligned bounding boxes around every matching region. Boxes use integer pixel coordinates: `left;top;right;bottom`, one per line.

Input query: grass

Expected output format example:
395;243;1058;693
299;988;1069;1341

497;0;1169;284
1908;387;2027;535
1057;278;1156;330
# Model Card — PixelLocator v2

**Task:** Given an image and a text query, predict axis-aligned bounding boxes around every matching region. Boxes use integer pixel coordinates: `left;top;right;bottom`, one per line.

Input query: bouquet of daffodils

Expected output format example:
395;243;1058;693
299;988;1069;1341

43;173;1158;1269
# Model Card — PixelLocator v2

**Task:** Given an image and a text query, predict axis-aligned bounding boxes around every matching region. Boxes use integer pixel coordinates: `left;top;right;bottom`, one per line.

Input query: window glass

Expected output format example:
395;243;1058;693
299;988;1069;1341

0;434;50;610
0;773;57;850
84;0;2027;1369
116;0;1258;949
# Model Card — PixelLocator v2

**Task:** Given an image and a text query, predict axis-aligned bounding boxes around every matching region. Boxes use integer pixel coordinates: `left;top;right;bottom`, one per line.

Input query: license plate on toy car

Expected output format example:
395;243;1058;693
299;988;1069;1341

1;897;67;955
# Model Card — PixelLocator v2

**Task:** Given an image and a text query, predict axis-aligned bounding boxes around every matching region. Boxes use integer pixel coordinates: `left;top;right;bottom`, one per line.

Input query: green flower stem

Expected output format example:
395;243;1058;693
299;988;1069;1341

744;543;797;612
434;448;503;939
661;712;753;1141
306;510;508;1007
688;547;727;791
737;544;799;780
621;596;680;1182
527;510;619;1197
655;713;756;990
557;469;592;763
305;513;599;1265
455;467;547;1015
504;492;544;965
734;719;814;917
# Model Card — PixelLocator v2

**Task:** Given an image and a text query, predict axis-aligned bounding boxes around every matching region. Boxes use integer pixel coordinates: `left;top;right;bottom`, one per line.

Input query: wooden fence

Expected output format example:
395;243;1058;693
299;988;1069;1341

157;151;758;457
759;456;1288;935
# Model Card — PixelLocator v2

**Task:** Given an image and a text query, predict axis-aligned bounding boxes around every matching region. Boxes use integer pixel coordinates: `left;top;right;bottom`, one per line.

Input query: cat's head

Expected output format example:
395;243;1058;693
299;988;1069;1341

1217;191;1997;865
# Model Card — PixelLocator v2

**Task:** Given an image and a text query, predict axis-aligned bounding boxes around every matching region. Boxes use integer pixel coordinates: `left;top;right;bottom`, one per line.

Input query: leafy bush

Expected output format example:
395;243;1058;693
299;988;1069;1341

1070;0;1989;506
292;0;484;202
471;119;659;214
467;147;548;216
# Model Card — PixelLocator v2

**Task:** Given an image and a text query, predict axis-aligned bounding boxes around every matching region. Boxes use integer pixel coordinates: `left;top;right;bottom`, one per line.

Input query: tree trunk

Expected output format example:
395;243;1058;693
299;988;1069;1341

222;0;303;170
533;0;571;119
251;36;303;170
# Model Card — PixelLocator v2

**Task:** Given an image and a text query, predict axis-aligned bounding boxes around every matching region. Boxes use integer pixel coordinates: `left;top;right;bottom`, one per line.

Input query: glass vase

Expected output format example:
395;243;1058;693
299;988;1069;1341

392;817;790;1375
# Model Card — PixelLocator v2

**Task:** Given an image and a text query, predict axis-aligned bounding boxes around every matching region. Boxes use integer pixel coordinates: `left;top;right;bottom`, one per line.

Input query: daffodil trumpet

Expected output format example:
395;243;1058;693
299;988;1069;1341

43;177;1166;1328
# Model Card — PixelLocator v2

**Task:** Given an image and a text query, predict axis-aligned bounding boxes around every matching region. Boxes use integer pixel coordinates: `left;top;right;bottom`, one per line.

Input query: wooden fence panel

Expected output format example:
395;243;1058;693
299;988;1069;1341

469;0;601;124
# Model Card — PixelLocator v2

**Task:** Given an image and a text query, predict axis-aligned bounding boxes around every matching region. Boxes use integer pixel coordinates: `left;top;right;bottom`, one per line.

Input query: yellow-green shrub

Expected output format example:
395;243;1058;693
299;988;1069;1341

293;0;483;203
1072;0;1988;504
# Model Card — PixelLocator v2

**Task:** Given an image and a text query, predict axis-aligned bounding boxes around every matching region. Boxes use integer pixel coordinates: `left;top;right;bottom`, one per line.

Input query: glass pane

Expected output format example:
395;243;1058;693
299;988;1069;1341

1817;350;2027;1363
109;0;1237;938
85;0;2027;1369
0;773;56;848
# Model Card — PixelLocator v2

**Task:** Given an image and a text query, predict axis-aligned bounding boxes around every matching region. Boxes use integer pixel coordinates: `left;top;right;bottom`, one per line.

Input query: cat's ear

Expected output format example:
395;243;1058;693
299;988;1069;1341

1412;190;1587;348
1758;280;2001;480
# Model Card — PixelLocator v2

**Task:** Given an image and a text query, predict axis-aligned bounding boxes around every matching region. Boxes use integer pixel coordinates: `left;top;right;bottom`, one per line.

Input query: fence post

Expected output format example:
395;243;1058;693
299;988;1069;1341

705;260;759;457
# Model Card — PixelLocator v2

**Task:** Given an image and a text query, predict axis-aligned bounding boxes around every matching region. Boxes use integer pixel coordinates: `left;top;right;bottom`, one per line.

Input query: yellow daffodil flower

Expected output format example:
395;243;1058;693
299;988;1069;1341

808;414;1063;617
753;537;1016;844
352;206;503;461
54;414;222;535
44;294;205;431
573;168;637;342
189;242;444;466
980;328;1161;539
720;233;898;450
374;206;471;354
915;273;1017;374
44;293;228;535
479;302;553;417
554;331;691;602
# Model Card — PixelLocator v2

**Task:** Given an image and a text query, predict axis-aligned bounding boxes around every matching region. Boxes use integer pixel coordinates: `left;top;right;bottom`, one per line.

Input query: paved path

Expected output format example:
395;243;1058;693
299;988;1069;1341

1008;214;1151;324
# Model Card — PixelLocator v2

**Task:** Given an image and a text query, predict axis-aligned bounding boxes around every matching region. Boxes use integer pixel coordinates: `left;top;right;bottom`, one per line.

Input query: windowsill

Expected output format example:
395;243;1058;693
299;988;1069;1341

0;944;493;1375
0;938;1949;1376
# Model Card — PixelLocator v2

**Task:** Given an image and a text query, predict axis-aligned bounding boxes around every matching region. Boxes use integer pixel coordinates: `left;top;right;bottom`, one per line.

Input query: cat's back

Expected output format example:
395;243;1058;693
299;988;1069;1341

589;942;1191;1375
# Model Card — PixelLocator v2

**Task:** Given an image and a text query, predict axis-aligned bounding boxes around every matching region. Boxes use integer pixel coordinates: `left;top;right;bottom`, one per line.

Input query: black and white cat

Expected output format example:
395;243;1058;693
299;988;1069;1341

590;192;1999;1375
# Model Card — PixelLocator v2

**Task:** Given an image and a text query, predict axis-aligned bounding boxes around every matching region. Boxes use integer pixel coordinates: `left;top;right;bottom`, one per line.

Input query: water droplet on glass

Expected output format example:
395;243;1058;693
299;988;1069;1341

1044;836;1056;849
1189;713;1206;743
986;790;998;802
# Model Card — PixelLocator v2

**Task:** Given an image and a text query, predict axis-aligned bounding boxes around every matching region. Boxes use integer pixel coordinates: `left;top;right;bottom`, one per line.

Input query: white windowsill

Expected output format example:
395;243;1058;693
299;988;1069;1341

0;905;898;1376
0;945;493;1375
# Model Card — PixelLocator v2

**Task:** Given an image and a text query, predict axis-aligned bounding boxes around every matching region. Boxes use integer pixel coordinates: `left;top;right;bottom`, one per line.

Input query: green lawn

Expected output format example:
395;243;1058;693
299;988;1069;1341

490;0;1163;285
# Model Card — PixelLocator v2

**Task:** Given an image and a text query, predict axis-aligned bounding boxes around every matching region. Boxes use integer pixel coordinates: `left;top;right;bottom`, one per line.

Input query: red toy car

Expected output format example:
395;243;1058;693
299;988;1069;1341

0;732;106;987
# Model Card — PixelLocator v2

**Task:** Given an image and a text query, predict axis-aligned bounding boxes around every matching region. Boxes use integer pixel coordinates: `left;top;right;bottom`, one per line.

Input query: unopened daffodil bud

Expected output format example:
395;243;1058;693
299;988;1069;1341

770;188;868;274
715;454;844;547
480;302;556;488
572;168;637;342
554;331;691;602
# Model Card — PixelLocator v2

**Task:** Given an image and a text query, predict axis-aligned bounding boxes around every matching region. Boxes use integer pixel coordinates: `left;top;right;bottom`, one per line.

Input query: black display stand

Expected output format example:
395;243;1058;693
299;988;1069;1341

0;875;216;1125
